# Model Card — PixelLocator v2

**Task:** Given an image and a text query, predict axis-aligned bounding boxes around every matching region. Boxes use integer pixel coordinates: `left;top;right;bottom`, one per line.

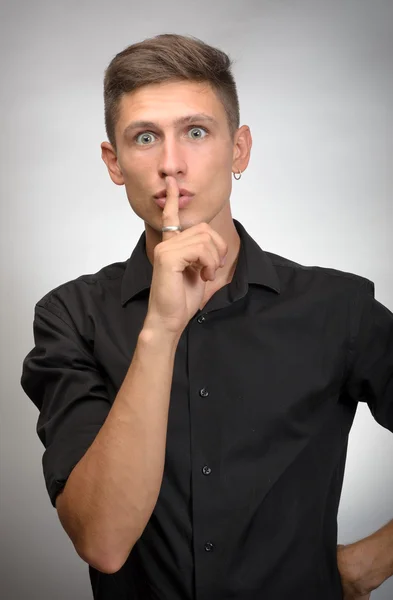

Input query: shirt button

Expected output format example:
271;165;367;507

204;542;214;552
202;465;212;475
199;388;209;397
197;314;206;323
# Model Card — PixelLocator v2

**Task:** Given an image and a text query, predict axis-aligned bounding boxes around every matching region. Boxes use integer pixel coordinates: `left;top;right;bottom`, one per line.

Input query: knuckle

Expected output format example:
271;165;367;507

153;244;165;262
201;232;211;244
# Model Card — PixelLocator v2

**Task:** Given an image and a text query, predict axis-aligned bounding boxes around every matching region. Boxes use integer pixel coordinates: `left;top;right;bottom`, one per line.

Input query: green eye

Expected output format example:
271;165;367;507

136;132;156;145
188;127;207;139
135;126;208;145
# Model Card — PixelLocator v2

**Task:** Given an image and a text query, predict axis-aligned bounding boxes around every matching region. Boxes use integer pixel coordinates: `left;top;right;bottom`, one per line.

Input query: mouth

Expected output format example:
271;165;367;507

154;188;194;199
153;187;195;209
154;194;194;209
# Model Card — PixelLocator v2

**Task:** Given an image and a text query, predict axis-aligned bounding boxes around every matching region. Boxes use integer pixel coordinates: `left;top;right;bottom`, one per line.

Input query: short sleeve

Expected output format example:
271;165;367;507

21;302;111;508
345;280;393;432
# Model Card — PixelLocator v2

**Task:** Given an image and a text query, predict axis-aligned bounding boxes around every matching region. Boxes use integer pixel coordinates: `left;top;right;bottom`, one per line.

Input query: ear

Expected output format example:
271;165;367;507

101;142;124;186
232;125;252;175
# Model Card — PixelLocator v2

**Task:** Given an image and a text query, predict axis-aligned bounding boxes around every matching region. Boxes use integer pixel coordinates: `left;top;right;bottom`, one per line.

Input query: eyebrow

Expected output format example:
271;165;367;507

123;113;218;138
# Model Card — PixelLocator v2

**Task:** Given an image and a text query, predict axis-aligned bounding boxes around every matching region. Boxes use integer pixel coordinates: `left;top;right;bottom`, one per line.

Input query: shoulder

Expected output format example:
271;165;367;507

265;250;374;299
35;258;128;318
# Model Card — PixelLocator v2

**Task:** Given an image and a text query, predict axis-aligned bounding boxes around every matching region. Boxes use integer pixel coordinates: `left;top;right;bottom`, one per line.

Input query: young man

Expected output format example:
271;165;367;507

21;34;393;600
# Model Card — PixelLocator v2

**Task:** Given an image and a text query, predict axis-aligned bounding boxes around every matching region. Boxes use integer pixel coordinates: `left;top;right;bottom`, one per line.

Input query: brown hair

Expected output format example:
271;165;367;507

103;33;240;150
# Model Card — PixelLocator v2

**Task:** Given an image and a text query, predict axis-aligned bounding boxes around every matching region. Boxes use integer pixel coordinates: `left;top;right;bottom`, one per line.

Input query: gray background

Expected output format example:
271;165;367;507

1;0;392;598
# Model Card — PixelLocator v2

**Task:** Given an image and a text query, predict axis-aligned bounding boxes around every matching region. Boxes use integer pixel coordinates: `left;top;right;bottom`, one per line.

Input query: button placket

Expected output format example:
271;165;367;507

190;313;215;562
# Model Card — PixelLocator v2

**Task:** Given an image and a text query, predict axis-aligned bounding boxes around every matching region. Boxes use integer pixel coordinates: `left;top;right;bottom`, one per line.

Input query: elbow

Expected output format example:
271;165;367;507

56;489;137;574
82;519;148;573
78;539;137;575
80;552;121;575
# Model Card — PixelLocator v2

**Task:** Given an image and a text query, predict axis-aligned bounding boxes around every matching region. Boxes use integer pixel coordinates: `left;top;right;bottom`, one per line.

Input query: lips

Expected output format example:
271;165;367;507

154;194;194;209
154;188;194;199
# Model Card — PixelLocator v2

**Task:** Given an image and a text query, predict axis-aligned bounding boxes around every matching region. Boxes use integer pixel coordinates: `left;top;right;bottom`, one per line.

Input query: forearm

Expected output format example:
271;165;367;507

360;518;393;589
58;324;181;573
339;518;393;595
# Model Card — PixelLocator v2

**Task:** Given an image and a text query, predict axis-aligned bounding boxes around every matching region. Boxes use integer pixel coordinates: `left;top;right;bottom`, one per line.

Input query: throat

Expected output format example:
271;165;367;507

199;255;239;310
199;280;227;310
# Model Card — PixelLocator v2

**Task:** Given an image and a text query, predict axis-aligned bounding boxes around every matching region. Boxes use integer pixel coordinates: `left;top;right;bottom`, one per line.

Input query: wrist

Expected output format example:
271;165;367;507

139;320;182;348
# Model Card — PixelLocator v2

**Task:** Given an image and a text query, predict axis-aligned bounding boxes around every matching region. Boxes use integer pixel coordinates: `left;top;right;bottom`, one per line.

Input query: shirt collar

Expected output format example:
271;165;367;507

121;219;280;307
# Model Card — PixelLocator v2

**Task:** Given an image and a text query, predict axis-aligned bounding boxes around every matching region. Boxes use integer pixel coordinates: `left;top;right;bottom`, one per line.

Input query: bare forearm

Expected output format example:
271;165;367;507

338;518;393;595
361;518;393;589
58;324;180;573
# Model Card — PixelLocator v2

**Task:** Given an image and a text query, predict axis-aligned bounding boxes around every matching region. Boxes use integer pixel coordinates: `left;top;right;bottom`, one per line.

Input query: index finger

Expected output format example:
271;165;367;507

161;176;181;241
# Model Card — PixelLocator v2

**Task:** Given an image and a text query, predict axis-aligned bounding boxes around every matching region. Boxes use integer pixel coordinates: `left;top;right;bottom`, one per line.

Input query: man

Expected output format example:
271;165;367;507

21;33;393;599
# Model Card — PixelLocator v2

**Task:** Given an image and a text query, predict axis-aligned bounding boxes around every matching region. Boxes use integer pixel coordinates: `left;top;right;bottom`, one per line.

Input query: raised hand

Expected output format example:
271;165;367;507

145;175;228;335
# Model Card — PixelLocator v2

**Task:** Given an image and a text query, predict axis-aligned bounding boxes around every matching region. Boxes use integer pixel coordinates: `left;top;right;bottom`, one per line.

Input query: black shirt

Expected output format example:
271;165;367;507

20;218;393;600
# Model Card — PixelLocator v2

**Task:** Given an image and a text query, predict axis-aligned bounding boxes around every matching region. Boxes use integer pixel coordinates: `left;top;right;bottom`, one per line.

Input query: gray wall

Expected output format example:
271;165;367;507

1;0;392;598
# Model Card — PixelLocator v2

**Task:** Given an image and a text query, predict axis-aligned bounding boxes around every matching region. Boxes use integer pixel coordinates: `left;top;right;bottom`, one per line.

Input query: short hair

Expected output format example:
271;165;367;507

103;33;240;149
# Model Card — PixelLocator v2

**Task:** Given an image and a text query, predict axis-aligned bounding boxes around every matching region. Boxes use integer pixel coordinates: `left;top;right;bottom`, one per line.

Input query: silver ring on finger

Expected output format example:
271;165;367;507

161;226;182;232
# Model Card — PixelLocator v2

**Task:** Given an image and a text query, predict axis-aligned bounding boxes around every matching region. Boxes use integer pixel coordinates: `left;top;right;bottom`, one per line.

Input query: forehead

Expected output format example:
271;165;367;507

116;80;227;130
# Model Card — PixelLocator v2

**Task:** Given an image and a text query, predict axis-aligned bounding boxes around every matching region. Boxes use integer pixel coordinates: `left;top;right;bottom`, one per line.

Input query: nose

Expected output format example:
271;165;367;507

157;135;187;179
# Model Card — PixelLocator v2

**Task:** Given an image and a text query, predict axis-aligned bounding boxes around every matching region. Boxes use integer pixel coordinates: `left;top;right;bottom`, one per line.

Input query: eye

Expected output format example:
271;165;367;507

134;126;208;145
135;132;156;145
188;126;208;140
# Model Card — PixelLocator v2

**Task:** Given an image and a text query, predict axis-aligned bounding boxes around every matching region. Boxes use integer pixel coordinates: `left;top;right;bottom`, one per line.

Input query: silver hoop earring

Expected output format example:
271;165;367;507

233;170;242;180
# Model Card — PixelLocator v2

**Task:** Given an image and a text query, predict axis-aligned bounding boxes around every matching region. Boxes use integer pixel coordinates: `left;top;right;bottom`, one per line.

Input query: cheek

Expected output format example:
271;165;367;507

204;167;233;205
120;162;149;192
208;147;234;178
209;144;234;175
